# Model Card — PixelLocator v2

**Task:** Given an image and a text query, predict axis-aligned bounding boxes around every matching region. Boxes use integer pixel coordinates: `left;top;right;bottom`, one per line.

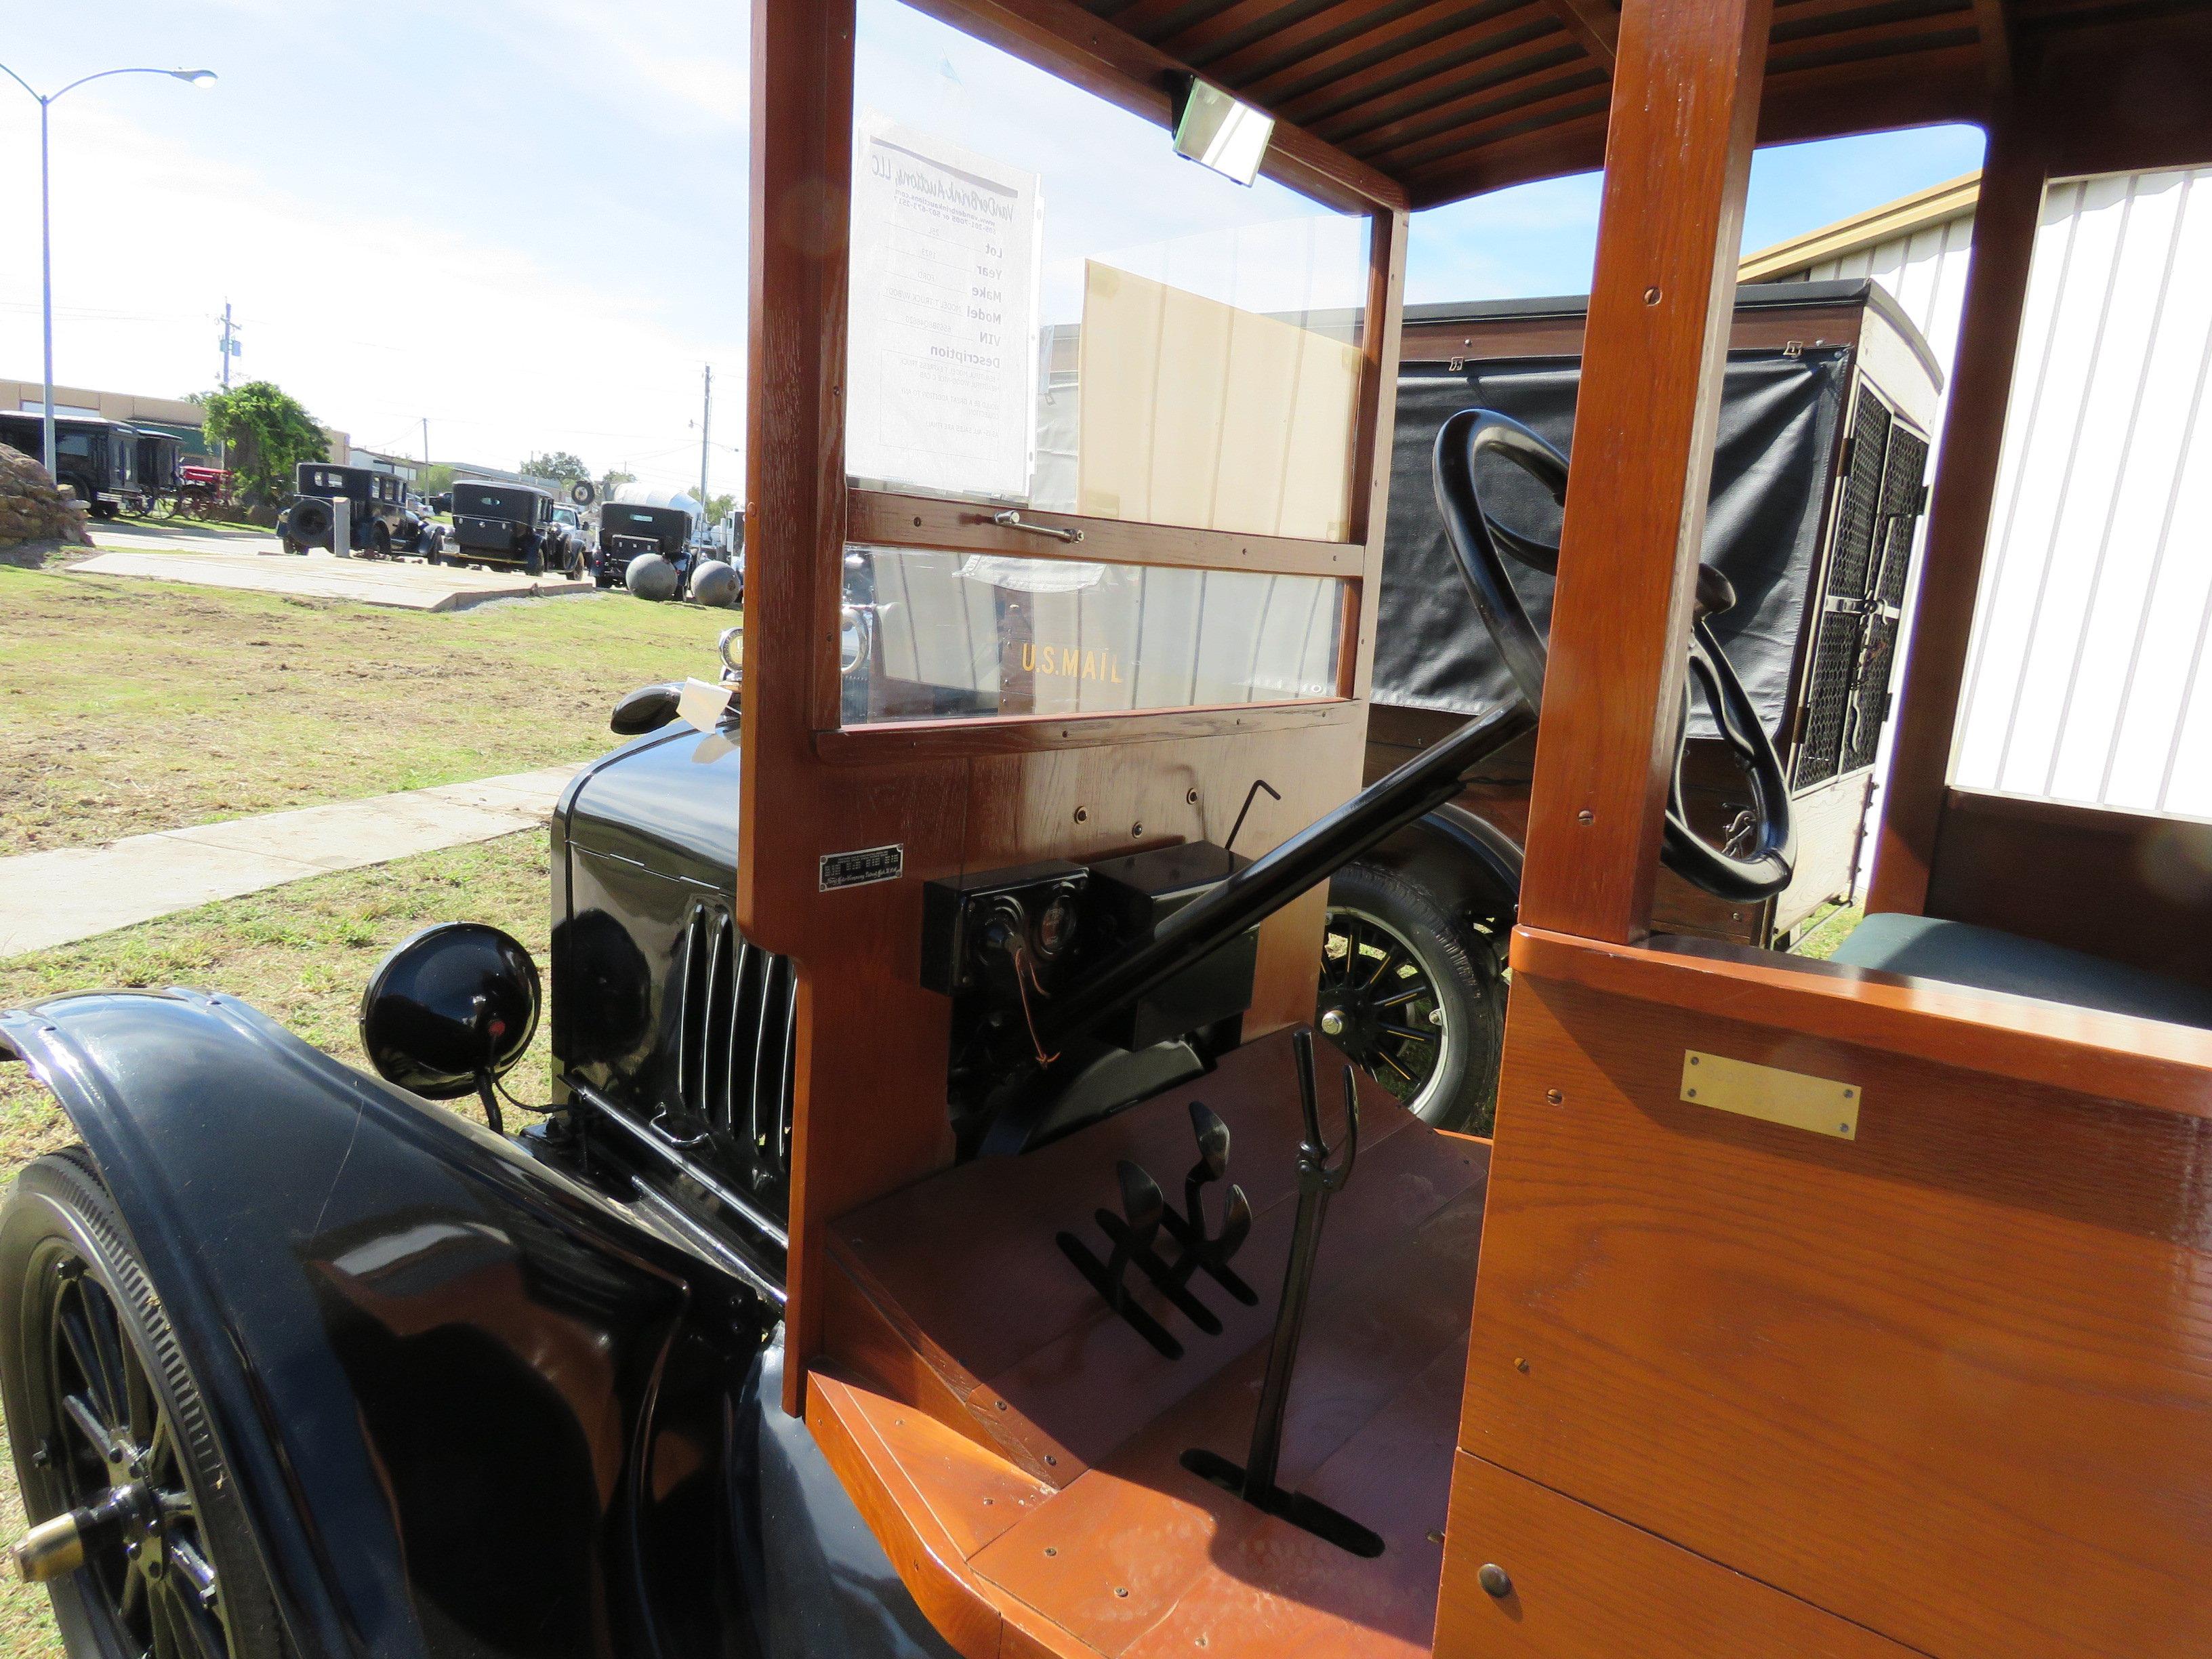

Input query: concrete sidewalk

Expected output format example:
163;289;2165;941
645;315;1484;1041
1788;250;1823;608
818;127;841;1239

70;548;601;613
0;764;582;959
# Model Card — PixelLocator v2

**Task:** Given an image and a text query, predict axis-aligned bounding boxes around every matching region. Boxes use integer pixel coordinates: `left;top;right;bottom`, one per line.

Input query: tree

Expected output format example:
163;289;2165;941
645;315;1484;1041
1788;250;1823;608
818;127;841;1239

598;468;636;499
521;450;589;486
198;382;326;505
415;462;456;495
702;492;738;526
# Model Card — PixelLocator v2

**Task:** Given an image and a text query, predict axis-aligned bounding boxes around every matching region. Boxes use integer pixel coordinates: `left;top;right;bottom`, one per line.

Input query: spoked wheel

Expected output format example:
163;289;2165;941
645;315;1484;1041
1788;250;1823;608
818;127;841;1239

0;1151;281;1659
1317;862;1507;1133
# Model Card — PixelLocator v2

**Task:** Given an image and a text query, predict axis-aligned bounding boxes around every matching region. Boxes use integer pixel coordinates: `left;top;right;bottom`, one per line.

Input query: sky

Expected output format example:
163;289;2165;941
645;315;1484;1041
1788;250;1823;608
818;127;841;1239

1;1;1984;495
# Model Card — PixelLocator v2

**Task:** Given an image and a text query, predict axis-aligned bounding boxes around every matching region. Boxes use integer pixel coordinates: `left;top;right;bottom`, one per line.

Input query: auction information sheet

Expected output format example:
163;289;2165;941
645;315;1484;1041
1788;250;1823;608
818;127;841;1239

847;112;1042;503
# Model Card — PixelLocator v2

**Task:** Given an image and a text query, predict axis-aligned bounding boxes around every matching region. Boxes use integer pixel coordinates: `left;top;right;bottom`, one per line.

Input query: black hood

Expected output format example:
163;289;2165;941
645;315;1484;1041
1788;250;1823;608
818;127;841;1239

560;720;741;887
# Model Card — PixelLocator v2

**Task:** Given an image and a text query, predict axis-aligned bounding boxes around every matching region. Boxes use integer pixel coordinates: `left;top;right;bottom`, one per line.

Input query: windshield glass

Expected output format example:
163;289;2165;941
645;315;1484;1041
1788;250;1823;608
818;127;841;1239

842;547;1343;724
848;0;1370;543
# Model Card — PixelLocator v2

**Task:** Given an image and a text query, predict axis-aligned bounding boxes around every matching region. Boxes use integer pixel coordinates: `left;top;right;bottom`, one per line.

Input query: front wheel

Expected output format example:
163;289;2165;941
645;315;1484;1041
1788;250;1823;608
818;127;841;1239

1317;861;1509;1134
0;1150;285;1658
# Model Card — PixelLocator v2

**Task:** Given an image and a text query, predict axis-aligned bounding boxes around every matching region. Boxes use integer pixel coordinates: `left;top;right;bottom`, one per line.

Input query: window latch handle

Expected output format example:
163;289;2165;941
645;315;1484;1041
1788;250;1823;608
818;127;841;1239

991;510;1085;544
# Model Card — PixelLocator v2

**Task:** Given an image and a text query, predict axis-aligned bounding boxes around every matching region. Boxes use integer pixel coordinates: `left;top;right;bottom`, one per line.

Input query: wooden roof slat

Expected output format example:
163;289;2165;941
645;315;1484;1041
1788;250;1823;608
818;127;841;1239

1239;0;1534;109
1344;60;1611;165
1765;11;1984;74
1401;106;1614;199
1275;4;1567;128
1150;0;1338;65
1103;0;1232;41
905;0;1410;209
1200;0;1459;89
1318;35;1590;145
1537;0;1622;62
1770;0;1970;41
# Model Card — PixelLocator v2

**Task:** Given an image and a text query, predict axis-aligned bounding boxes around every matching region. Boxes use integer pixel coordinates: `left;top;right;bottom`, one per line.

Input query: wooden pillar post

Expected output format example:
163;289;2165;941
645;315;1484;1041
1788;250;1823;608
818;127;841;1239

1867;110;2047;917
741;0;855;947
1515;0;1773;945
1347;207;1410;697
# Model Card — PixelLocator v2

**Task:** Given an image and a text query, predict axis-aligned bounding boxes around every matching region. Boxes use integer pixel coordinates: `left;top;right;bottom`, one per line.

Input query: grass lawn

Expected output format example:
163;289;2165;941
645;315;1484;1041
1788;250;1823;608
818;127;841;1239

0;558;735;856
0;832;551;1658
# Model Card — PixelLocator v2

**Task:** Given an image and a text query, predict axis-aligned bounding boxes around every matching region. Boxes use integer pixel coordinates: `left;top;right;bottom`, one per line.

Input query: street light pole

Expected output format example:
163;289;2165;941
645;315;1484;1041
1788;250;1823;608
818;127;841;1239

37;94;52;481
0;64;217;479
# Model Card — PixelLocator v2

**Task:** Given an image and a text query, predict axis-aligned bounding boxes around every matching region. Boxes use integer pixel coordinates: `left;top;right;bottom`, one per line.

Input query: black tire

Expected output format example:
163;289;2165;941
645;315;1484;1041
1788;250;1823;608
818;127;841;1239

370;524;391;560
524;540;544;578
0;1149;285;1659
1318;860;1509;1134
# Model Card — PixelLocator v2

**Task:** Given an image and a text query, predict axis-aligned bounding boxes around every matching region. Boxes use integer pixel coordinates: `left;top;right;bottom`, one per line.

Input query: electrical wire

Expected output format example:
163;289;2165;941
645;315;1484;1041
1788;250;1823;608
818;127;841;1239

1011;945;1060;1068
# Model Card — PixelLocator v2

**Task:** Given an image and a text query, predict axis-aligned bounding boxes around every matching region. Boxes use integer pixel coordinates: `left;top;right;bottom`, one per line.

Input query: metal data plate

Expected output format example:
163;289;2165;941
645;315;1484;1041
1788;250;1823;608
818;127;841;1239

1680;1050;1860;1141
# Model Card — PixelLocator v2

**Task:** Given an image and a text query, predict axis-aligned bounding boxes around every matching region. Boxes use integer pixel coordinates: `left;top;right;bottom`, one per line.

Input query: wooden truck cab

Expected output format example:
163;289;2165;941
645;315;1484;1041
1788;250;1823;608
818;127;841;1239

735;3;2212;1656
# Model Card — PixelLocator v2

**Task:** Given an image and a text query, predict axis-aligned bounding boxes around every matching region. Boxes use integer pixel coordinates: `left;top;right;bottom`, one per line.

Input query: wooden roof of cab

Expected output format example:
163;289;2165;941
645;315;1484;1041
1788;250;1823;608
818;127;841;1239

906;0;2202;215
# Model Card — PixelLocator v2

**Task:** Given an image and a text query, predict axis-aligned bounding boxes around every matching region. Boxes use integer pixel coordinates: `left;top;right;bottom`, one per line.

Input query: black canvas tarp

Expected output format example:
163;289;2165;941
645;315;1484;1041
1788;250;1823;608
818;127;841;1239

1374;346;1849;739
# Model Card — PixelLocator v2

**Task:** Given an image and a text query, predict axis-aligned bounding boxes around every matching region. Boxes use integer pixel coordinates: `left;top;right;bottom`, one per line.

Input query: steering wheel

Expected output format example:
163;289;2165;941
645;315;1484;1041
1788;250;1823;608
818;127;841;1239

1433;408;1795;903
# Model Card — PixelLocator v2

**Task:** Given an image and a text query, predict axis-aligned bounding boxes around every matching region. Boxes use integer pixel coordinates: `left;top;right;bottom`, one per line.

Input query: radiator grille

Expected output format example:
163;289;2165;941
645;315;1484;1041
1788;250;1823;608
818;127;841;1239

676;904;796;1179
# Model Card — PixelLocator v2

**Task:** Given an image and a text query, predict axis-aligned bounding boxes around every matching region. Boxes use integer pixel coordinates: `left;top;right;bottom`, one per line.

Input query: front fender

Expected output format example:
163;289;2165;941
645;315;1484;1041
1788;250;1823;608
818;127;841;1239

0;988;754;1659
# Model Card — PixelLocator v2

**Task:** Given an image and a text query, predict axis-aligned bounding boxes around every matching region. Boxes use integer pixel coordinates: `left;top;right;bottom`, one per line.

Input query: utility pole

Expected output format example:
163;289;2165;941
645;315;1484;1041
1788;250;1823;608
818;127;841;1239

421;417;430;465
218;300;239;390
697;363;713;515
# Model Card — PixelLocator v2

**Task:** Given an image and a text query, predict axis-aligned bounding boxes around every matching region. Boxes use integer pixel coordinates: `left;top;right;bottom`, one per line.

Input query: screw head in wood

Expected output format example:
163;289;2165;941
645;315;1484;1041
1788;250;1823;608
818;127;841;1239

1544;1088;1563;1104
1073;806;1088;824
1478;1562;1514;1599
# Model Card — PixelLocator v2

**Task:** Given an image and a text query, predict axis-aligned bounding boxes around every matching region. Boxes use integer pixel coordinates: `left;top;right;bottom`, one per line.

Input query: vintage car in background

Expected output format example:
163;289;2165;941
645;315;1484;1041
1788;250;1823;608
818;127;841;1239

446;479;564;575
129;430;184;517
595;499;697;590
549;503;593;575
0;413;144;519
278;464;442;558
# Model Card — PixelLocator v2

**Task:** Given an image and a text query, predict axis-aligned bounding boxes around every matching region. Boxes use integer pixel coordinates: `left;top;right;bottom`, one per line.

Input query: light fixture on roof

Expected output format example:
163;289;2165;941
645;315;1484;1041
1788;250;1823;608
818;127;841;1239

1171;77;1273;186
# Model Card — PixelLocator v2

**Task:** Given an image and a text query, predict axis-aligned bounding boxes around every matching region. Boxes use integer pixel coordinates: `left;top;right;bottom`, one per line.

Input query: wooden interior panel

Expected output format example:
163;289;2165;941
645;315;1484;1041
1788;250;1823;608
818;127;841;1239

1458;940;2212;1659
1435;1453;1921;1658
1926;789;2212;994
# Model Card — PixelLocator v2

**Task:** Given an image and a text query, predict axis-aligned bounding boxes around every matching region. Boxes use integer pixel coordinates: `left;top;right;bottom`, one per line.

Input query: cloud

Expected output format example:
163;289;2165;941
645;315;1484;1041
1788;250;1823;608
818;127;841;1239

0;98;740;490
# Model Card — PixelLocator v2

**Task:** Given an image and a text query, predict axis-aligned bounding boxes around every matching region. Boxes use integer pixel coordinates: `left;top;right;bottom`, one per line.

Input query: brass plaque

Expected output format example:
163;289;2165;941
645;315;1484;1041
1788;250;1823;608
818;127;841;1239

1680;1050;1860;1141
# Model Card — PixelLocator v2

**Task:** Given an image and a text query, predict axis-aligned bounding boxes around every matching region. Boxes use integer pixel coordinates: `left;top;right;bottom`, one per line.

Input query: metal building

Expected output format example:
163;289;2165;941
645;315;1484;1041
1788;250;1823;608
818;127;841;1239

1745;164;2212;830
